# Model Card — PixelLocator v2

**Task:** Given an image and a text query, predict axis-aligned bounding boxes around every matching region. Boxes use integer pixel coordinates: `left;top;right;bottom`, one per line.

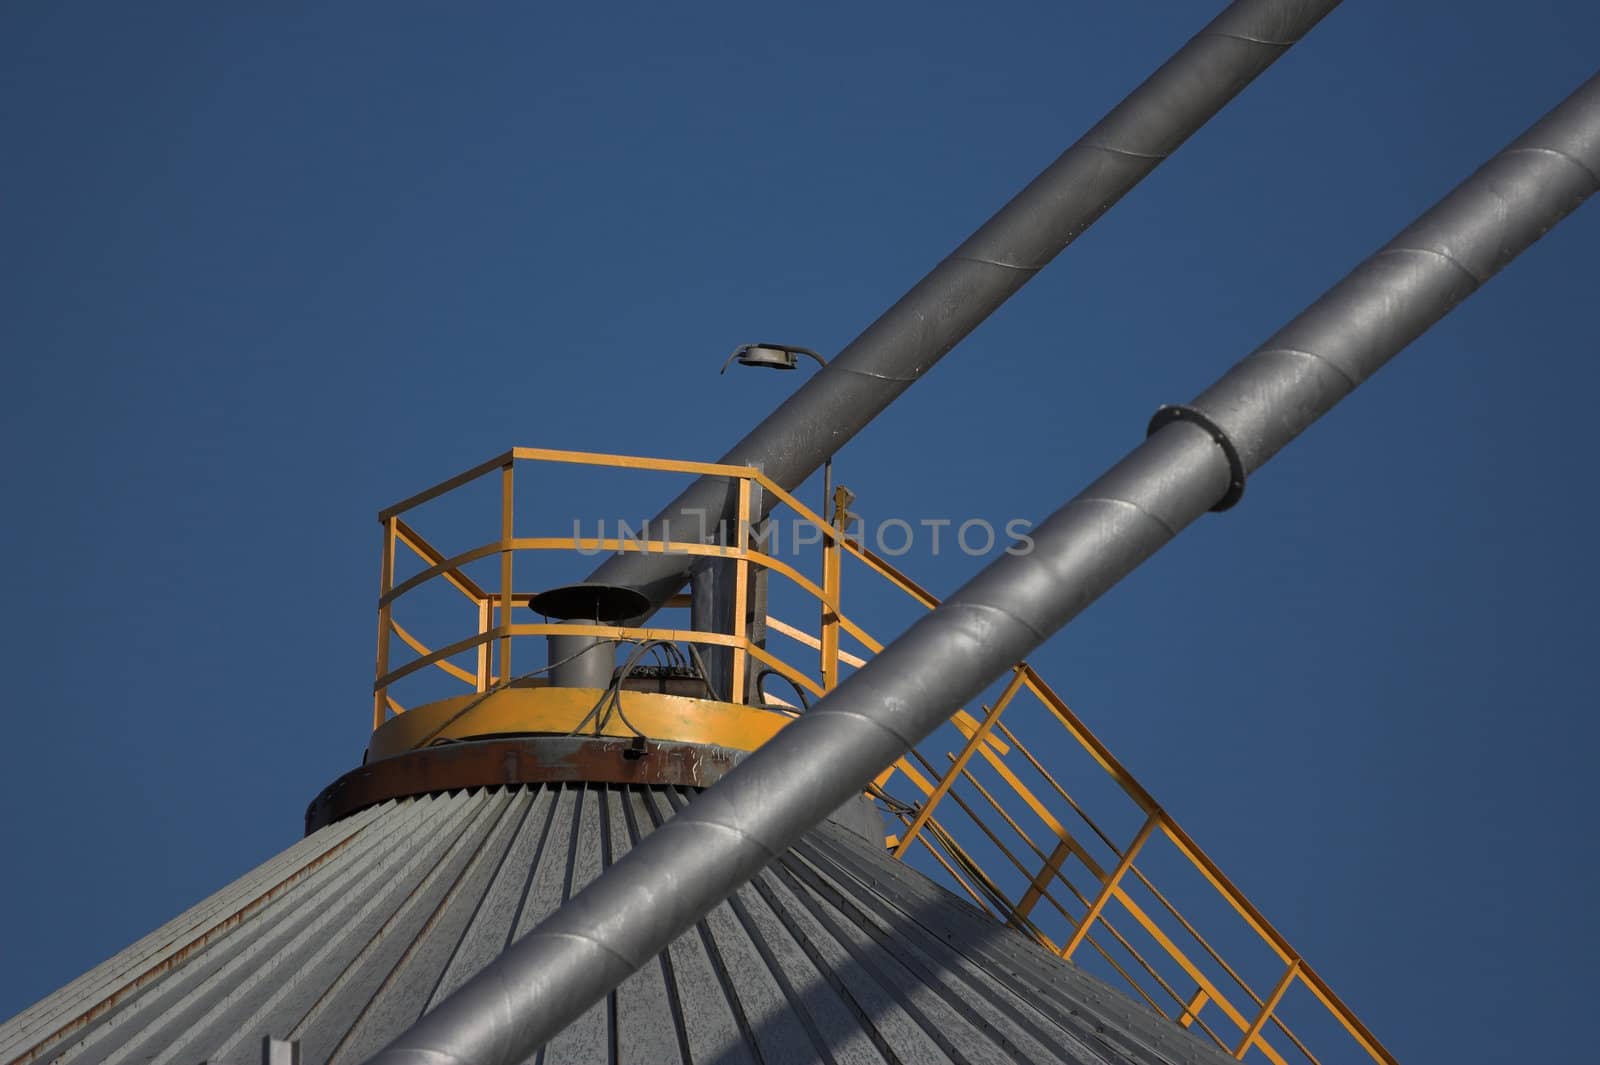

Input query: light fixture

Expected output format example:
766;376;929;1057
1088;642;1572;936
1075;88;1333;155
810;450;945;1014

718;343;827;374
716;341;836;536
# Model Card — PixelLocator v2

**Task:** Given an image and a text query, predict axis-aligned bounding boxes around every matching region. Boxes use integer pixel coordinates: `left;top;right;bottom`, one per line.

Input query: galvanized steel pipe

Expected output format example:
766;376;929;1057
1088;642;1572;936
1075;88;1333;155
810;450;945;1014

364;66;1600;1065
589;0;1343;612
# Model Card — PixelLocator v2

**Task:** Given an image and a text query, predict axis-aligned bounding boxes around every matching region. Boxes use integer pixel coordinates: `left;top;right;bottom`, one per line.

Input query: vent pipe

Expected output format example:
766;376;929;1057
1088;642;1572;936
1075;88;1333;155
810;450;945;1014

527;583;648;689
364;70;1600;1065
587;0;1344;613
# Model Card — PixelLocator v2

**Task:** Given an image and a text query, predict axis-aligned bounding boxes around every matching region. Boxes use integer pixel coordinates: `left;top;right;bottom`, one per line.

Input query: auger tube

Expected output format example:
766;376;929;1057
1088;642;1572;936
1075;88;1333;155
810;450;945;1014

588;0;1344;612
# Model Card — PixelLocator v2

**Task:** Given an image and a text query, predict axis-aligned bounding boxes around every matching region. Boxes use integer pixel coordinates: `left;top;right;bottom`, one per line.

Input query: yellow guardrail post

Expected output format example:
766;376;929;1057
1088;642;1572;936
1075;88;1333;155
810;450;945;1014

476;598;491;690
1178;987;1210;1029
498;460;514;684
892;669;1027;859
1234;960;1299;1060
374;514;398;729
821;520;841;691
1011;838;1075;927
1062;813;1157;961
730;476;750;703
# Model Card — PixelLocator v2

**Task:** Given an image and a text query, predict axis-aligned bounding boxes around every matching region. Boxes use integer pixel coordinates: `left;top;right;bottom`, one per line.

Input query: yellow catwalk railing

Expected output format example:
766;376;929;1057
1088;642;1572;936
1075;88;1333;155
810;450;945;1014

372;447;1396;1065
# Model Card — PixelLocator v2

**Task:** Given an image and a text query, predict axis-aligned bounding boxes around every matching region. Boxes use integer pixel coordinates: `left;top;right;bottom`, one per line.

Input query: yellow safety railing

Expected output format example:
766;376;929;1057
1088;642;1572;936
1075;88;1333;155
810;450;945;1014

373;448;1396;1065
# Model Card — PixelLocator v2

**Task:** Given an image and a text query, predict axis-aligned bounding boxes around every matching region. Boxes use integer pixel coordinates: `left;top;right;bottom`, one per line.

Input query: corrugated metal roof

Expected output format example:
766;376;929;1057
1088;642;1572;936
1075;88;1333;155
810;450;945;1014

2;785;1236;1065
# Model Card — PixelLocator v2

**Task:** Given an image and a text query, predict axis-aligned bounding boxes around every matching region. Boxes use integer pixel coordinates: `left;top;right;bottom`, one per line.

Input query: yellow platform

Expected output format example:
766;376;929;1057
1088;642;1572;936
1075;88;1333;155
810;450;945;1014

367;684;795;762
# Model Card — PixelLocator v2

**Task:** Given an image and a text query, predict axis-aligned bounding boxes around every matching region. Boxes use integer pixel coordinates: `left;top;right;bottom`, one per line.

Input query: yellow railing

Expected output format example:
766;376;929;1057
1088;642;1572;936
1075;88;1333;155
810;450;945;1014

373;448;1396;1065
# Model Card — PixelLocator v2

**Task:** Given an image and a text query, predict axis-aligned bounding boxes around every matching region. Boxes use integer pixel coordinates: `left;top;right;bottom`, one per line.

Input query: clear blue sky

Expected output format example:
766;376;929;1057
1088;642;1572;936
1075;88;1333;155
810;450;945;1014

3;4;1597;1063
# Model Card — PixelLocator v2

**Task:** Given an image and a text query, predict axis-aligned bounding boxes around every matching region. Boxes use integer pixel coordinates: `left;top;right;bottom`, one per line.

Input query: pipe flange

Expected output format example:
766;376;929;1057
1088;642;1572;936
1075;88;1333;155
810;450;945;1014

1147;404;1246;511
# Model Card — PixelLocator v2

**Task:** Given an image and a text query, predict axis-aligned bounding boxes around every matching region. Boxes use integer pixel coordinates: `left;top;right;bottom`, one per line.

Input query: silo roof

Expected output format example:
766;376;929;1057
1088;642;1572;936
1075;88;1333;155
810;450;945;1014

2;784;1236;1065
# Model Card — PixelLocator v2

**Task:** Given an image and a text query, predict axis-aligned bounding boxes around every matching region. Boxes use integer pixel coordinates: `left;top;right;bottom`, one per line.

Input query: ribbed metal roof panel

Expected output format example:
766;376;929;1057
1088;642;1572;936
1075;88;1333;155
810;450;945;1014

1;785;1236;1065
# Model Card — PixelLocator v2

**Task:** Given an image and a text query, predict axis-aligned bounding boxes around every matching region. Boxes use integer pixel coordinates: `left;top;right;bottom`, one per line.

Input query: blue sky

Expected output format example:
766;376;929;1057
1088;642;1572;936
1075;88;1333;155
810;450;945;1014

2;3;1597;1063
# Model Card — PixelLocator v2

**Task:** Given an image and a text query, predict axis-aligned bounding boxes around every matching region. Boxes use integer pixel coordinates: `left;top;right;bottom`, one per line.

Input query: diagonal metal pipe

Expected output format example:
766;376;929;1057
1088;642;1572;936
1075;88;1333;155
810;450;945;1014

364;68;1600;1065
589;0;1343;612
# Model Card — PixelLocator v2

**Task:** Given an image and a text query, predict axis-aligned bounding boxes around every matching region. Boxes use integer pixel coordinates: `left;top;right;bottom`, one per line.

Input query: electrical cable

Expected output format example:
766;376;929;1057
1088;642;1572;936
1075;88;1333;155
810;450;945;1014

753;668;810;711
567;640;674;740
684;642;722;703
413;640;640;749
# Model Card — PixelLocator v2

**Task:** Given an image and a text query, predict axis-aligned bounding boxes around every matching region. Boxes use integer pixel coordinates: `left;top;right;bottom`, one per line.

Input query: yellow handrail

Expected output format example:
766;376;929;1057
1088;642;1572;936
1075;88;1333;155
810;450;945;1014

372;447;1396;1065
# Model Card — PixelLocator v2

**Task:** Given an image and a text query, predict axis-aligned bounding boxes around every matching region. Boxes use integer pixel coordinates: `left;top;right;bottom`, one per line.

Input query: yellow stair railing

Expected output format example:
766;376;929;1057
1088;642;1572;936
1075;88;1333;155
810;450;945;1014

371;447;1396;1065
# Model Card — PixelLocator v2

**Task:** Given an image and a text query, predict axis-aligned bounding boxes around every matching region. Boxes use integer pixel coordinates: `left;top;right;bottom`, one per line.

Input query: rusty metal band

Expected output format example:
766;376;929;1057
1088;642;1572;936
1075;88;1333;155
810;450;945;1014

305;736;743;834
